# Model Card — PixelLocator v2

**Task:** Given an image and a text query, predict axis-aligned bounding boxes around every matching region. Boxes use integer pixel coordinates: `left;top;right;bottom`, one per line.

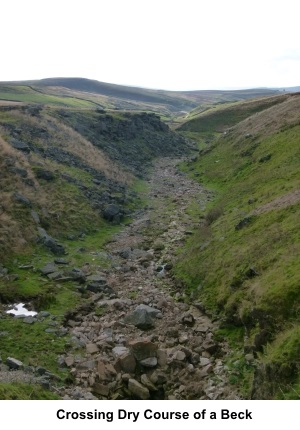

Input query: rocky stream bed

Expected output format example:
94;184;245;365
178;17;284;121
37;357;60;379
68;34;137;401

1;157;241;400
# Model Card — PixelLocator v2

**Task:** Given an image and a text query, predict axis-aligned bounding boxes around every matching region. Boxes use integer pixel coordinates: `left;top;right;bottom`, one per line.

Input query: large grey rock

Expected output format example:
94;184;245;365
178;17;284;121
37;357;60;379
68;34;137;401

124;308;154;330
136;304;162;317
37;228;65;255
103;204;123;224
40;262;58;275
128;379;150;400
7;357;23;369
63;268;86;283
124;304;161;330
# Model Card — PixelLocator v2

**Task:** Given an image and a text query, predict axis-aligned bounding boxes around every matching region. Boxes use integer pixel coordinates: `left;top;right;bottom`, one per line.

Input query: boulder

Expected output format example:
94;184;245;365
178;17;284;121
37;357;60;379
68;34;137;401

103;204;123;224
40;263;58;275
124;308;154;330
129;339;158;361
37;228;65;255
63;268;86;283
124;304;161;330
7;357;23;369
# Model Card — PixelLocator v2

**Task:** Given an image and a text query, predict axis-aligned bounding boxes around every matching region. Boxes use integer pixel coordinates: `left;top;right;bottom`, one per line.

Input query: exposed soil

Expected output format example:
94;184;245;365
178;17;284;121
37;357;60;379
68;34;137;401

252;189;300;215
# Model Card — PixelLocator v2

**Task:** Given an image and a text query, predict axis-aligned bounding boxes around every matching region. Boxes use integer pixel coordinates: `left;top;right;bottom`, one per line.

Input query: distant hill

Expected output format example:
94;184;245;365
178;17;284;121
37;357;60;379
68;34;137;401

0;77;281;118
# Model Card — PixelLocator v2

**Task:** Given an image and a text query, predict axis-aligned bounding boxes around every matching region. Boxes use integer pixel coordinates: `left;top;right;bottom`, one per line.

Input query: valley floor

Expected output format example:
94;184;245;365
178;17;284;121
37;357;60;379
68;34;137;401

57;157;240;400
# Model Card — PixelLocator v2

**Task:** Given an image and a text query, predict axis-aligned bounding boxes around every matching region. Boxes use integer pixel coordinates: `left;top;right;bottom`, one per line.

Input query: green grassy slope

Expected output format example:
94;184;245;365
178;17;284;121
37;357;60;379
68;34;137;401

177;93;291;132
175;92;300;399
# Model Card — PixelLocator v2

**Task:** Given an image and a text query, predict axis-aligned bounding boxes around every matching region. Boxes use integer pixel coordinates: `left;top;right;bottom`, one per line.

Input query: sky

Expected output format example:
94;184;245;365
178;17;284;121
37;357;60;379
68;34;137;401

1;0;299;90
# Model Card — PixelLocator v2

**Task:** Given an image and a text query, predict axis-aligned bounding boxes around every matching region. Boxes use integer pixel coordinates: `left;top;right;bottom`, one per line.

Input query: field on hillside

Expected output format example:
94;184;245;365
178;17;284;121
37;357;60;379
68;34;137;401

0;78;279;119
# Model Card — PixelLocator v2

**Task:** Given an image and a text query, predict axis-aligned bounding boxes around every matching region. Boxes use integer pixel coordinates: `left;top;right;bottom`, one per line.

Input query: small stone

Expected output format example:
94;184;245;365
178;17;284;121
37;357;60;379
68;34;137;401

199;364;214;376
112;346;129;358
141;374;158;391
54;258;69;265
118;353;136;373
38;311;50;318
181;313;195;326
199;357;211;366
129;339;158;361
92;383;110;397
77;360;96;371
156;298;168;309
140;357;158;368
23;316;36;324
245;353;255;363
157;349;167;367
86;343;99;354
174;350;186;361
128;379;150;400
65;356;75;367
97;361;111;382
194;324;209;333
179;334;189;344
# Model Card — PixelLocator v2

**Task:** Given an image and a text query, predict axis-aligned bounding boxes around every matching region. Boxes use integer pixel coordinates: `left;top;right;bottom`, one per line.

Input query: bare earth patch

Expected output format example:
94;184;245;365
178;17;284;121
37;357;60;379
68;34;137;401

252;189;300;215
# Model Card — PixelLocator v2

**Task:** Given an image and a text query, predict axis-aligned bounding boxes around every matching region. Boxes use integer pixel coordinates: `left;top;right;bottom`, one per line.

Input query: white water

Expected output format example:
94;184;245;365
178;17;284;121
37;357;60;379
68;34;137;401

157;264;166;278
6;303;37;317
